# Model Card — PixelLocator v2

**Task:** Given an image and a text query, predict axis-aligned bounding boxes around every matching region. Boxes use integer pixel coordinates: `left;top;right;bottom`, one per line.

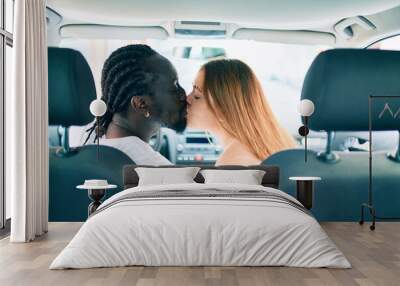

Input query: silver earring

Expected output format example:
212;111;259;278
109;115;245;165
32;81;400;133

144;111;150;118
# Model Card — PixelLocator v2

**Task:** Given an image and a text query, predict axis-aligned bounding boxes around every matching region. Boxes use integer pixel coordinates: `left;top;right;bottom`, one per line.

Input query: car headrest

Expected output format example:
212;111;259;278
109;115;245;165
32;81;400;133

302;49;400;132
48;47;96;126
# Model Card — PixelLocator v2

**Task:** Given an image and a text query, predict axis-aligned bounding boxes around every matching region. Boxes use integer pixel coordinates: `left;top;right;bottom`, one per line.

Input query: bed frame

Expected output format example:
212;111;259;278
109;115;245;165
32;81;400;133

123;165;280;189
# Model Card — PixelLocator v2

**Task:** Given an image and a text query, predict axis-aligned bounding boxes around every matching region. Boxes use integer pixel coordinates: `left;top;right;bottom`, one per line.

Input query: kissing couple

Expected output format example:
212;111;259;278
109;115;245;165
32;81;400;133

85;44;294;166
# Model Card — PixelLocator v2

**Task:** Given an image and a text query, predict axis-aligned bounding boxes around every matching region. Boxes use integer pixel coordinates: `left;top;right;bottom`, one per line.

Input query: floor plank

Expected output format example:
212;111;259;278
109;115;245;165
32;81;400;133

0;222;399;286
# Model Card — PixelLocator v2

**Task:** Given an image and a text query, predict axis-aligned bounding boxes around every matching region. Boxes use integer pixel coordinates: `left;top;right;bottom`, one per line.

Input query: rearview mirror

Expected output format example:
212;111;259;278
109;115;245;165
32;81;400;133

172;46;226;60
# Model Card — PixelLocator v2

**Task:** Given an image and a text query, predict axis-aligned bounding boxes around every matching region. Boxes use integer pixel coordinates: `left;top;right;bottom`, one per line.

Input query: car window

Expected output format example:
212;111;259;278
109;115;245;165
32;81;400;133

359;35;400;152
368;34;400;51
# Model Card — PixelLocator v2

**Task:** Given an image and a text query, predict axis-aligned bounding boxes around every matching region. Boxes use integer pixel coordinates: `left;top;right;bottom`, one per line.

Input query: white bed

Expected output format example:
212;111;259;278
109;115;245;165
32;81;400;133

50;183;351;269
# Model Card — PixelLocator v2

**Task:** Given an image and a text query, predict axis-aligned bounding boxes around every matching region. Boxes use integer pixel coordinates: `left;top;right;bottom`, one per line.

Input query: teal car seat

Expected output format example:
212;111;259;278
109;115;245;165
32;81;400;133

264;49;400;221
48;47;134;221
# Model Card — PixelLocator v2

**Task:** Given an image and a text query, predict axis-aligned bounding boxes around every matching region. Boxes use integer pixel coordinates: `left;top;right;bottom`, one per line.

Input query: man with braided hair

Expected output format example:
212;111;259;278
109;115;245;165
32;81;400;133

84;44;187;165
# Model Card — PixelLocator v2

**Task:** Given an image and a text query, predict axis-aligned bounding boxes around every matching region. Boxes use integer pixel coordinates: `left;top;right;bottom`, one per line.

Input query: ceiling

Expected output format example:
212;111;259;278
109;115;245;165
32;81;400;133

46;0;400;47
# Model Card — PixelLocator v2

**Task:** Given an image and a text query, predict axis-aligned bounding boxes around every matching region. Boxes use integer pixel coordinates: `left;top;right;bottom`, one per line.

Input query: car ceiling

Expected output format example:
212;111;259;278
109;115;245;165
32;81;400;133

47;0;400;47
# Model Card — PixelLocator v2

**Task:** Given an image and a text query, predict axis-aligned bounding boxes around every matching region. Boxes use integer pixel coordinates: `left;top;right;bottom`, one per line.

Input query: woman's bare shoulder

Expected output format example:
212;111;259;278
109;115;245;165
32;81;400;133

216;141;261;166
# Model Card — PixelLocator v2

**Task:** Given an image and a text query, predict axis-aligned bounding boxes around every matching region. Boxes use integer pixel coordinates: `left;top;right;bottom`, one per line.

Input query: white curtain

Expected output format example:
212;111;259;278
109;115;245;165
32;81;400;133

9;0;48;242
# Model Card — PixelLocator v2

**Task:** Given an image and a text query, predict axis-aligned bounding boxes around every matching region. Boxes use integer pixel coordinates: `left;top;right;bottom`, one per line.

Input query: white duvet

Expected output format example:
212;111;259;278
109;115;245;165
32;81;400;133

50;183;351;269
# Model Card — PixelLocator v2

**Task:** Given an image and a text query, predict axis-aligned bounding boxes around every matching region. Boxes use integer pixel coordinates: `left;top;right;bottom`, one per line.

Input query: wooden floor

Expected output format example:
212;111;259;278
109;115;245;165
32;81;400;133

0;222;399;286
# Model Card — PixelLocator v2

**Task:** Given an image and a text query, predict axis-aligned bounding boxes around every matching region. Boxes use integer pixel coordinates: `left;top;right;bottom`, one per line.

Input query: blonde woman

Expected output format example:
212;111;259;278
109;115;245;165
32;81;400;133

186;59;295;165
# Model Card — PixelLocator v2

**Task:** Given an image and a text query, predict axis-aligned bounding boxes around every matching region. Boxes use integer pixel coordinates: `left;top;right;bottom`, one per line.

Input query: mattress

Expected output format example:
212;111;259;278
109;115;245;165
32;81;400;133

50;183;350;269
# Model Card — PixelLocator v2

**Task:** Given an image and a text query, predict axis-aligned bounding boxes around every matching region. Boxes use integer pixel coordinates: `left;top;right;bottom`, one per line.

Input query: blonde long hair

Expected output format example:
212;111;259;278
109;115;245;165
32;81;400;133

202;59;295;160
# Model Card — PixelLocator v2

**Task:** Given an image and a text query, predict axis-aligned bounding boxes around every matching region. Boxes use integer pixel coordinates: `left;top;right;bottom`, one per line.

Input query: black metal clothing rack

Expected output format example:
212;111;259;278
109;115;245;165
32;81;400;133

359;95;400;230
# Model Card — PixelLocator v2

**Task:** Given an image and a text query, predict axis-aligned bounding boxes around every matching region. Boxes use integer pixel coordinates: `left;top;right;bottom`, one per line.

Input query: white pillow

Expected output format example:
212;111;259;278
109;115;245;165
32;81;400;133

135;167;201;186
200;169;266;185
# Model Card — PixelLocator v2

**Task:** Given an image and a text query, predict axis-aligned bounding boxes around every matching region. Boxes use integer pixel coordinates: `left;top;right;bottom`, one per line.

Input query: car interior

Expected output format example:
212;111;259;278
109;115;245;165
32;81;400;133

44;0;400;222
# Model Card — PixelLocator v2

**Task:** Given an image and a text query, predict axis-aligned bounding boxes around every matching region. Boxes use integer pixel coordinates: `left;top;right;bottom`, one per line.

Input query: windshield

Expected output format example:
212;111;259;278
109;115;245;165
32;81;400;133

60;38;328;140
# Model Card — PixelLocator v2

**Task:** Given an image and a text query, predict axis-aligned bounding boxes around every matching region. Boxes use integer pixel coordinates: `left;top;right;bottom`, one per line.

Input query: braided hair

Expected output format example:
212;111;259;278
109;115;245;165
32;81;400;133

84;44;157;144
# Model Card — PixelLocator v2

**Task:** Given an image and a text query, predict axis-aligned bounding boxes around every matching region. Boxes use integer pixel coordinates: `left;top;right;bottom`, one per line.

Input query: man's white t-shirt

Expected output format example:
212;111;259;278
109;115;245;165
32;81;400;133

98;136;172;166
69;124;172;165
